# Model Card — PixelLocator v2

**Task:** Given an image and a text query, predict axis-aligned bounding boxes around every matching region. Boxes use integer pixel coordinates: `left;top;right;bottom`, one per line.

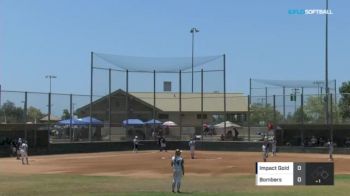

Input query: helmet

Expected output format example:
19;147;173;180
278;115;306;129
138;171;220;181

175;149;182;155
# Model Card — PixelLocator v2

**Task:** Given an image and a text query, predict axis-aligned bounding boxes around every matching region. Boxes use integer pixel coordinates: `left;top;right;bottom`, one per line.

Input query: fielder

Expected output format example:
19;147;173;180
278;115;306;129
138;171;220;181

171;149;184;193
271;137;277;157
20;140;29;165
133;136;139;152
16;138;23;160
189;138;196;159
159;136;167;152
328;140;334;161
262;143;268;162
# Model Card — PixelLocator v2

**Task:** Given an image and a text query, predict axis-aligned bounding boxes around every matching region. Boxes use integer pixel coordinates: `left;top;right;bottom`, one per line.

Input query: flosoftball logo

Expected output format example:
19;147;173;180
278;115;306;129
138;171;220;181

288;9;333;15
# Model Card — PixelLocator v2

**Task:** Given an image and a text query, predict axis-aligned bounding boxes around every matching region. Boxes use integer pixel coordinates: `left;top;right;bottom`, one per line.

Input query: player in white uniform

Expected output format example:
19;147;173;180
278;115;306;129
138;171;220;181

133;136;139;153
189;138;196;159
271;137;277;157
20;140;29;165
328;140;334;161
171;149;184;193
262;143;268;162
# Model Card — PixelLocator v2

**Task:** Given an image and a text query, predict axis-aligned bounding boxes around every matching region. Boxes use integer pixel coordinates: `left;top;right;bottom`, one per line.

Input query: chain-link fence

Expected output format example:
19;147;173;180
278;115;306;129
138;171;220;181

1;89;349;145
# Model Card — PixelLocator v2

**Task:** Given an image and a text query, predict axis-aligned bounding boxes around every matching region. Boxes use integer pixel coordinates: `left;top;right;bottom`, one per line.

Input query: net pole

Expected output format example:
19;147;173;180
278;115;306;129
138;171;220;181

265;87;268;108
301;89;304;146
48;92;51;144
273;95;276;124
248;78;251;141
89;51;93;142
69;94;72;142
24;92;27;140
109;68;112;141
223;54;227;134
153;70;156;138
201;69;204;141
179;70;182;140
126;70;129;127
283;86;286;120
325;0;330;136
334;80;337;123
330;93;334;142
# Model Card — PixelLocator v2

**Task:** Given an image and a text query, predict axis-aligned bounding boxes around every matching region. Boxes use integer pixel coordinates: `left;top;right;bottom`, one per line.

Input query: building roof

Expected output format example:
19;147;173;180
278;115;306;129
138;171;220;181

79;89;248;113
129;92;248;112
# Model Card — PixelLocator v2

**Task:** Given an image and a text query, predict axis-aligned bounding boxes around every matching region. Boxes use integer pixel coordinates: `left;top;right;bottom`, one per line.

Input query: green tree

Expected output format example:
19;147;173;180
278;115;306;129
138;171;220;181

61;109;71;120
249;103;283;126
27;106;44;123
303;96;325;123
339;81;350;121
0;100;24;123
291;107;310;123
302;95;338;124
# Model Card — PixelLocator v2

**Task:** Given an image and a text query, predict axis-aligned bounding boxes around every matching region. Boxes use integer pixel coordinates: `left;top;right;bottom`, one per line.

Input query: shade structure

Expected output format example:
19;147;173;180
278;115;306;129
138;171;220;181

122;119;144;126
145;119;162;125
214;121;241;128
162;121;177;127
79;116;103;125
57;118;84;125
40;115;61;122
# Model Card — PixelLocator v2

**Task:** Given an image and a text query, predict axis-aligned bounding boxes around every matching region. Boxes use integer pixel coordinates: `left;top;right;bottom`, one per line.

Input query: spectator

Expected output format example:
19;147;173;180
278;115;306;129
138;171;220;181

234;128;239;140
226;130;233;140
345;137;350;148
220;134;225;141
319;137;325;146
311;136;318;146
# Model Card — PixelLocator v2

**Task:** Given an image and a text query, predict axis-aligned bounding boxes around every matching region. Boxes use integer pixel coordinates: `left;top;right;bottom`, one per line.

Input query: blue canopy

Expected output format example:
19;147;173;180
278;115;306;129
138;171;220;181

122;119;144;126
57;118;84;125
79;116;103;125
57;116;103;126
144;119;162;125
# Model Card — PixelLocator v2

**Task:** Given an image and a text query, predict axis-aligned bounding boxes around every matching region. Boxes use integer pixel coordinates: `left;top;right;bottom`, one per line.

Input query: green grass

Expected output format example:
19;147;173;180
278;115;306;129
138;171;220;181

0;174;349;196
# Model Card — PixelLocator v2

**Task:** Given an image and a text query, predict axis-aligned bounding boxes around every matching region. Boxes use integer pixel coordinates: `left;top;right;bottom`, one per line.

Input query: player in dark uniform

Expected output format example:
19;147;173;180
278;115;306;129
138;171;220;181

16;138;23;160
159;136;167;152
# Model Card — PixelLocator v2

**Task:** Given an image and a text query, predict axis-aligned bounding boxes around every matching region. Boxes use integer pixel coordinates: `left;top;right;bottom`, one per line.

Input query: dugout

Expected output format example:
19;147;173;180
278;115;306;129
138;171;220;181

276;124;350;147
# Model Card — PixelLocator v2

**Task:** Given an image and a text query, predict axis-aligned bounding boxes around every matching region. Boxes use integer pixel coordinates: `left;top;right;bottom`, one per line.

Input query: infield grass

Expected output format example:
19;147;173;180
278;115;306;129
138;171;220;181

0;174;349;196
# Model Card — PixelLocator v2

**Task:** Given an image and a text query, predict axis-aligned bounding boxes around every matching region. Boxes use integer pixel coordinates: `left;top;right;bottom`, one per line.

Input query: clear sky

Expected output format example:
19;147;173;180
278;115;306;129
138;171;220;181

1;0;349;96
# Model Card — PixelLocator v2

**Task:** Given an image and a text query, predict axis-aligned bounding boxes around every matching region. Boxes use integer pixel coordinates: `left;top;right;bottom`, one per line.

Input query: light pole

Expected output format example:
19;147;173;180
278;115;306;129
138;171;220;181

45;75;57;93
190;27;199;93
324;0;331;141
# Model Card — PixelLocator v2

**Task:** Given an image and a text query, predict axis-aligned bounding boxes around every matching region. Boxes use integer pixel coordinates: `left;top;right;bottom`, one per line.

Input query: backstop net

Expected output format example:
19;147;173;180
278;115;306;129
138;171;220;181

87;52;230;141
250;79;337;126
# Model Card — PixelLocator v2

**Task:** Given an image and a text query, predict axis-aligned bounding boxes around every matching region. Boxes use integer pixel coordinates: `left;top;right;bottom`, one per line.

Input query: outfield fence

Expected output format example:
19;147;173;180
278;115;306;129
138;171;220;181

0;90;350;146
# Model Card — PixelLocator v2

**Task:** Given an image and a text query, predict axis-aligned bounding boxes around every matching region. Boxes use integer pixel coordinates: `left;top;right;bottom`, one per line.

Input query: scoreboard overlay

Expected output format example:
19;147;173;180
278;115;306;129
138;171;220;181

256;162;334;186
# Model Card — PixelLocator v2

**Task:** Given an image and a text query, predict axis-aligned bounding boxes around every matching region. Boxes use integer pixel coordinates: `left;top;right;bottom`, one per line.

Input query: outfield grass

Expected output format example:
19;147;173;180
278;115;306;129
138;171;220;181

0;174;349;196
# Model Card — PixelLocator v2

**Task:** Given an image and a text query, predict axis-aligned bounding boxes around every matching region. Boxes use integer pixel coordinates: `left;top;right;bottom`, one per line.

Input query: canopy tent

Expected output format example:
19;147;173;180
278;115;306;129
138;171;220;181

162;121;177;127
122;119;144;126
144;119;162;125
79;116;103;125
57;118;84;125
57;116;103;126
214;121;241;128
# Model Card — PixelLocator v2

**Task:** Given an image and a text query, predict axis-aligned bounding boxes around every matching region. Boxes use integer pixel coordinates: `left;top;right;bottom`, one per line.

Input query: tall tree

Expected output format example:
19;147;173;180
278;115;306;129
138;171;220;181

27;106;44;123
303;96;325;123
61;109;71;120
0;100;24;123
339;81;350;121
249;103;284;126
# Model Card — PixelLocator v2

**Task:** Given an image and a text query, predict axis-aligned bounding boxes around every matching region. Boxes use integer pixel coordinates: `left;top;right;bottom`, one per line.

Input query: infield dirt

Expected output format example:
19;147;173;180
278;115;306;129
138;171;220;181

1;151;349;177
